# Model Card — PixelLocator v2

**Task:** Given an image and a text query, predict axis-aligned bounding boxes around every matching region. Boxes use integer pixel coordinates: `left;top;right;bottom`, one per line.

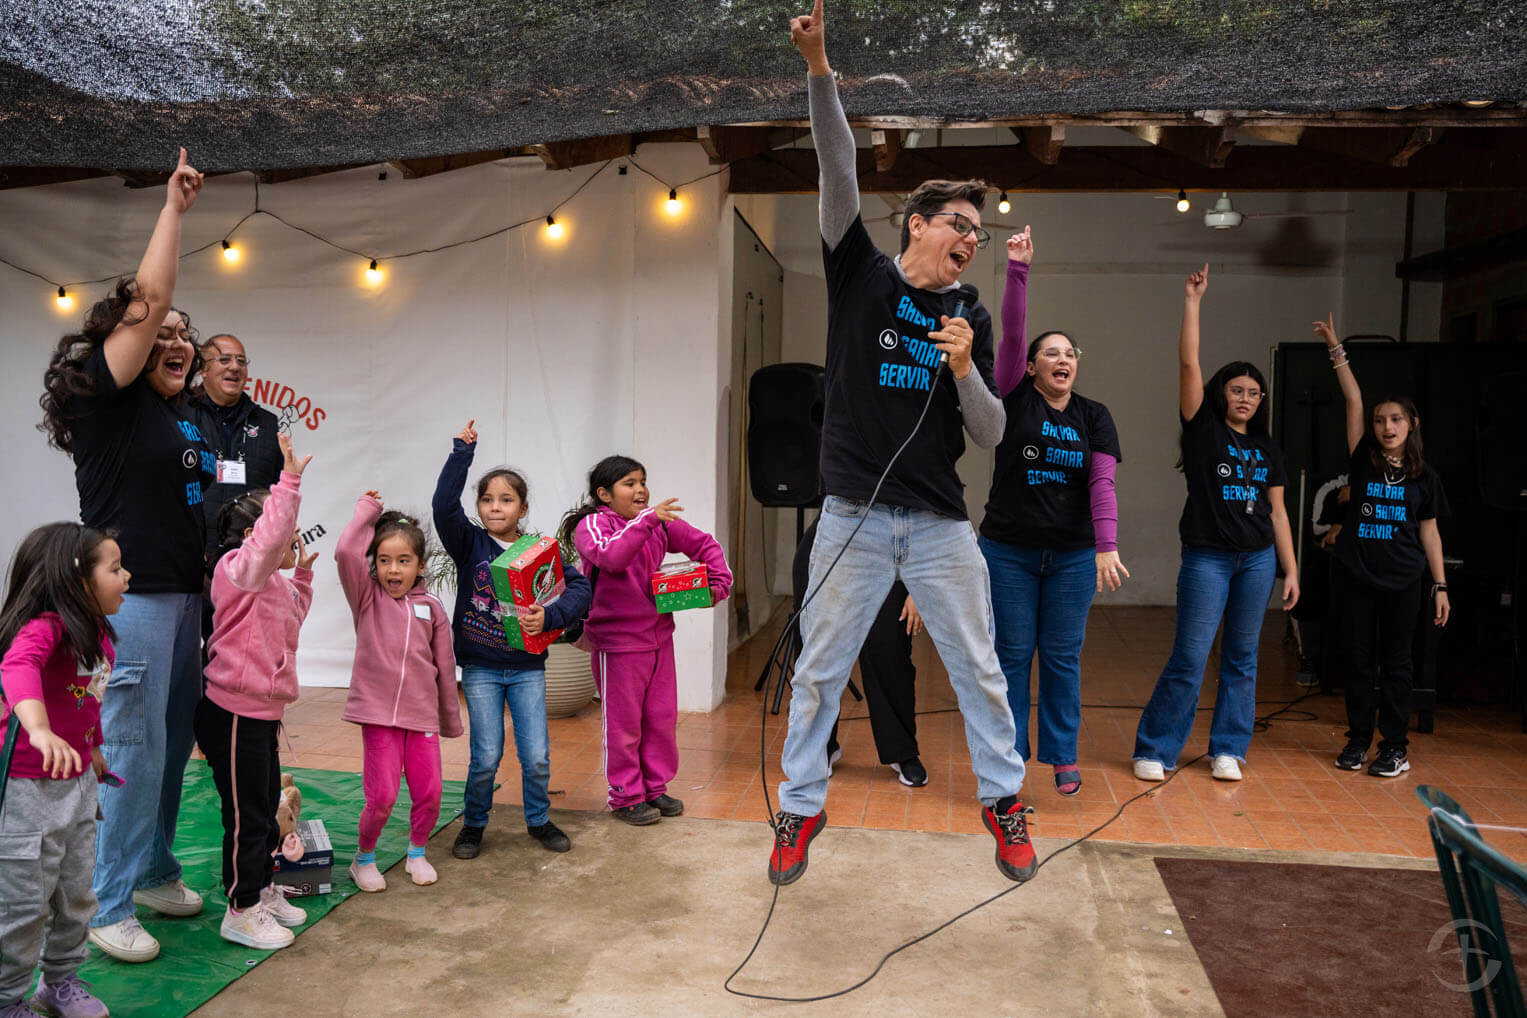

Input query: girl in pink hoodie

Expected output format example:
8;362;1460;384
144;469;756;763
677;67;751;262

559;455;732;826
197;432;315;952
336;492;462;892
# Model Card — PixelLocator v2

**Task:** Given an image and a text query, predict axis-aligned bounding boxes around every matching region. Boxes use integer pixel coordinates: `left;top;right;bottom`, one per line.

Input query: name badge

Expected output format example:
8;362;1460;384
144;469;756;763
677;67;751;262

217;459;247;484
412;603;432;621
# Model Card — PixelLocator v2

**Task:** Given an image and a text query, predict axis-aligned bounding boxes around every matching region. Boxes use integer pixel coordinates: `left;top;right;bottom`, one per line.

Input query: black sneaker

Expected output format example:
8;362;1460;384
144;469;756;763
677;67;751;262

647;794;684;817
452;824;485;859
612;802;661;826
891;758;928;787
1368;747;1410;778
528;821;572;852
1334;744;1367;771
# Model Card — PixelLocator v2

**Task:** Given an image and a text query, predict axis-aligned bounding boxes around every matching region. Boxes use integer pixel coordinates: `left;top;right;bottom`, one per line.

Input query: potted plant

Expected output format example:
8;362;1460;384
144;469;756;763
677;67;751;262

544;524;597;718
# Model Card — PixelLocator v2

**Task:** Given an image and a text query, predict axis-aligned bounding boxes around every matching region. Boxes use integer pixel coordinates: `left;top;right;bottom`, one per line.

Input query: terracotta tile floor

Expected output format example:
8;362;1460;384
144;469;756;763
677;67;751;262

277;604;1527;863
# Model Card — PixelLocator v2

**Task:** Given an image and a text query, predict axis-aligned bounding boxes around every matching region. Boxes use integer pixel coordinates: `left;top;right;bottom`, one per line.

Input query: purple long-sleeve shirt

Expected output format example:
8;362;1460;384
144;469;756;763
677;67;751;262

996;260;1120;552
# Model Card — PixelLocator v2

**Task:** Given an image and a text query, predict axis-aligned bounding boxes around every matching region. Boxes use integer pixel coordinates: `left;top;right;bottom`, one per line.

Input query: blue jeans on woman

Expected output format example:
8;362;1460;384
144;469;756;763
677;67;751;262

979;539;1097;765
1133;546;1277;769
460;665;551;828
91;592;203;927
778;496;1027;817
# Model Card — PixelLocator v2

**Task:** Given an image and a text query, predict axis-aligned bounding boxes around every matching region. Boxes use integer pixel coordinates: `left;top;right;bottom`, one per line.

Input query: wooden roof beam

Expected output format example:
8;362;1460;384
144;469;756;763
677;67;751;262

1022;125;1065;165
695;126;791;165
1123;125;1237;168
872;129;905;173
532;135;634;171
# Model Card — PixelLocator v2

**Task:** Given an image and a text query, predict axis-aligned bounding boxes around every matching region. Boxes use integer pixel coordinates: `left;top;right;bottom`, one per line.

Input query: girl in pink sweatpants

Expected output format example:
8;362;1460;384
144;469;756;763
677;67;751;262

336;495;463;890
561;455;732;826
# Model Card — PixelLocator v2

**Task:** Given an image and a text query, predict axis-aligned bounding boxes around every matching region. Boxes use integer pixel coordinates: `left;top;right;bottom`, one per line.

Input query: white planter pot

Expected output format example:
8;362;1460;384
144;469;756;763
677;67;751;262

544;642;597;719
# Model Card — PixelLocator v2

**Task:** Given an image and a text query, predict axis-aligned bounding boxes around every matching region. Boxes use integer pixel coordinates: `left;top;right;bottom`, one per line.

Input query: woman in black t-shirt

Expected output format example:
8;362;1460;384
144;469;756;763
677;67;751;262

979;229;1125;797
1133;265;1299;784
1314;315;1450;779
37;151;213;963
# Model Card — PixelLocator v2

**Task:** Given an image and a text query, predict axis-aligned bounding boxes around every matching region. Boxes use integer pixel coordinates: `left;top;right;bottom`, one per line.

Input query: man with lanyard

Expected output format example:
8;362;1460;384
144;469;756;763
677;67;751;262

186;333;283;571
770;0;1036;886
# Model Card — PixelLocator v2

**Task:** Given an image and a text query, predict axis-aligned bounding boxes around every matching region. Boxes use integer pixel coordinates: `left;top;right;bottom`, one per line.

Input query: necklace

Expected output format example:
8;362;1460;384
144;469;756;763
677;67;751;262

1383;452;1403;468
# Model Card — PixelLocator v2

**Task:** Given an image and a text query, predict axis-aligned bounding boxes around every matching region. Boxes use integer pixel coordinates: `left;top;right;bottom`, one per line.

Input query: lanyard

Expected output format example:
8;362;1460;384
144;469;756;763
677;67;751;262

1225;427;1261;516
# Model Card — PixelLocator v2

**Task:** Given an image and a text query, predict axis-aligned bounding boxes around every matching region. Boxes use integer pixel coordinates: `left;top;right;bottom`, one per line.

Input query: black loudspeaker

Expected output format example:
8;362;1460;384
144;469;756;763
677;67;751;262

748;363;825;507
1477;372;1527;511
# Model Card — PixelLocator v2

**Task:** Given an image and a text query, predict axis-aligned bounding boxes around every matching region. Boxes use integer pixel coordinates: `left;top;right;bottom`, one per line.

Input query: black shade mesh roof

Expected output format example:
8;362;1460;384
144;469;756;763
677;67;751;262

3;1;1525;172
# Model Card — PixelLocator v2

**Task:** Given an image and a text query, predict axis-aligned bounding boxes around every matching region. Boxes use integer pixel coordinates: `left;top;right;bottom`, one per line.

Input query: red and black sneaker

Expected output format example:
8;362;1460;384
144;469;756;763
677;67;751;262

768;811;826;886
982;797;1038;882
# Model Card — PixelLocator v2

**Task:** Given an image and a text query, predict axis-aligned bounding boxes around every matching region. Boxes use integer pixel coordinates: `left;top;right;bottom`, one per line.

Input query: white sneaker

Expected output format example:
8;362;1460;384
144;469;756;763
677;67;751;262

87;915;160;962
259;884;308;928
1133;759;1165;782
220;902;295;950
405;854;438;886
132;879;203;917
1211;755;1243;781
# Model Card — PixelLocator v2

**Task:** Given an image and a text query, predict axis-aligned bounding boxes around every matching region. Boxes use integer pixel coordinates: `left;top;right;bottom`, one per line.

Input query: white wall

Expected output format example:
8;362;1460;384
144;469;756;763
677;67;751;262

750;189;1443;603
0;147;734;711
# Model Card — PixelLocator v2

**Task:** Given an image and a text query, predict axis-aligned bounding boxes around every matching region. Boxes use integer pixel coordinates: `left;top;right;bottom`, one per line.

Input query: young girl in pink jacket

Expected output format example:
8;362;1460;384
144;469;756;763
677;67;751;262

197;433;316;951
336;492;462;891
559;455;732;826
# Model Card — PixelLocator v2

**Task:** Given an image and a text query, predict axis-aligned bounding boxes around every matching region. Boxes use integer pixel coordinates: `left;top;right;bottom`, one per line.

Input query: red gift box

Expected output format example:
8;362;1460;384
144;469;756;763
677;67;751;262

489;535;566;654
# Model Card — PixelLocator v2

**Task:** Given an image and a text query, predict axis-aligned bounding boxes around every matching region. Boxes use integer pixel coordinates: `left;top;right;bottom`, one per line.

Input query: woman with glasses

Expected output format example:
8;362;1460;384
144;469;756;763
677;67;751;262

188;334;283;564
1132;264;1299;783
978;227;1125;797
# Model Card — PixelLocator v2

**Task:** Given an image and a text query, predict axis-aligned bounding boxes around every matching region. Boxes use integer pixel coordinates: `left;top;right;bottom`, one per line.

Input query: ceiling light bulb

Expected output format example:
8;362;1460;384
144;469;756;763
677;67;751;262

364;259;383;285
55;285;74;311
221;239;241;263
1176;189;1191;214
665;188;682;215
997;191;1011;215
545;215;564;239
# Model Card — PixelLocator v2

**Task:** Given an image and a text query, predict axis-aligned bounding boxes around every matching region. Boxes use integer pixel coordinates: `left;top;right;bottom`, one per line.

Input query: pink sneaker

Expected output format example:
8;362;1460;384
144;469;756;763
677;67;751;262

405;854;437;886
349;857;387;893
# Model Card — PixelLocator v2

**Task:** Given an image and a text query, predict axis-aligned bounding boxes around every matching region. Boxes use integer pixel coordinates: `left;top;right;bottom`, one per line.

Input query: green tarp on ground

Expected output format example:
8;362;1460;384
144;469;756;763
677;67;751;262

75;761;467;1017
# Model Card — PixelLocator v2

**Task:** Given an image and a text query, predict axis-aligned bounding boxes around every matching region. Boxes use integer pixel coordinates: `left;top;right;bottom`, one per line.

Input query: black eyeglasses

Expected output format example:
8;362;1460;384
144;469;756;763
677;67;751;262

926;211;992;249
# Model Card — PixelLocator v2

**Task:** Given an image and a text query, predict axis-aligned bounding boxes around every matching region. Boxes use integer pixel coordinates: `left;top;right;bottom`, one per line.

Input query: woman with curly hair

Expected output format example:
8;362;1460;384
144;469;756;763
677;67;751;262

38;149;215;963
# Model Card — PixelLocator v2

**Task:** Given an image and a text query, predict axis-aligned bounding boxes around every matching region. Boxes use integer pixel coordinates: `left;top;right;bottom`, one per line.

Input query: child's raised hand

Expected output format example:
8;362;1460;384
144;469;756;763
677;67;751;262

279;433;313;475
166;147;204;215
1312;313;1339;348
364;490;381;501
522;603;546;635
456;419;478;445
652;498;685;522
296;531;319;570
1006;226;1033;265
33;729;83;779
1185;263;1209;300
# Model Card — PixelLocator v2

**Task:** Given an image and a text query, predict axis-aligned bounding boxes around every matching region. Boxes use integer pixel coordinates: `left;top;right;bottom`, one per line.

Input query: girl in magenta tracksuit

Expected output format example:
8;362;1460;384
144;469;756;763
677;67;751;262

559;455;732;826
336;493;463;891
197;433;315;950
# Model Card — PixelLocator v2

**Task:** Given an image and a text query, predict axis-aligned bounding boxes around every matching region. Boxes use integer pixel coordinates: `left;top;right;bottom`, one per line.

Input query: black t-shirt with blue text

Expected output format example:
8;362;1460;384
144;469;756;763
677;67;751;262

981;378;1121;550
1335;435;1448;590
1177;401;1287;552
69;347;215;593
819;215;997;520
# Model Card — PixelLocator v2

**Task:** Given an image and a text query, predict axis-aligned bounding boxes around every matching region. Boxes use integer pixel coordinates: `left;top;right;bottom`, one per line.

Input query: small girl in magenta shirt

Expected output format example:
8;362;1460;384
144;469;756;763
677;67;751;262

559;455;731;826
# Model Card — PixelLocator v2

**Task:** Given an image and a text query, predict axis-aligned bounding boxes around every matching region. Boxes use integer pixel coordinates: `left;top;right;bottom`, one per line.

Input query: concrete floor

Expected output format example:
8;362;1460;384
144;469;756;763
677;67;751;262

192;808;1432;1017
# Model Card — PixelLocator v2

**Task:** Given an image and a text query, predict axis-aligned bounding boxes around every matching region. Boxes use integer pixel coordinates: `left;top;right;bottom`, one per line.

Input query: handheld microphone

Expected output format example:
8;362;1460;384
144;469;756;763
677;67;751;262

941;284;980;365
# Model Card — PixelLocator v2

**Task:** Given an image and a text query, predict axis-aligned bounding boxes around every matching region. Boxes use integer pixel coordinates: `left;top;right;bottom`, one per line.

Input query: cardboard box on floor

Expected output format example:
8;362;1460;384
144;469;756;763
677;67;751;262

272;819;333;896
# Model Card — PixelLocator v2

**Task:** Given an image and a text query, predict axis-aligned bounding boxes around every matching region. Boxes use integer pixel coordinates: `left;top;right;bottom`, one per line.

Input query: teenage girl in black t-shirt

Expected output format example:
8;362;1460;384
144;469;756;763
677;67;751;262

38;150;213;963
1314;315;1450;778
1132;265;1299;784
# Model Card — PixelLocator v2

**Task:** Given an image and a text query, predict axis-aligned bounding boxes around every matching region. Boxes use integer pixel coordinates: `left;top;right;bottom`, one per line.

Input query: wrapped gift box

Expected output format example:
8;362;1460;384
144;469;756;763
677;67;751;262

490;534;566;653
271;819;333;897
652;561;712;614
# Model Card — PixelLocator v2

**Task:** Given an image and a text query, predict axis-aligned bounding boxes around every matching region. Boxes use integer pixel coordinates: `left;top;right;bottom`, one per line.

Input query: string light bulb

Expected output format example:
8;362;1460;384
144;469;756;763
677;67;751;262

221;239;241;263
665;188;682;216
997;191;1011;215
1176;189;1191;214
55;285;74;311
545;215;564;239
364;259;383;286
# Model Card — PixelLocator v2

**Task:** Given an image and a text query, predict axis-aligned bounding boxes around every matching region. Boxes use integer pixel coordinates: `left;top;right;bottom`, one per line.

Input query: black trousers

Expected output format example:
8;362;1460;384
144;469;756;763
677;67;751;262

827;582;919;764
1334;561;1427;753
194;698;280;910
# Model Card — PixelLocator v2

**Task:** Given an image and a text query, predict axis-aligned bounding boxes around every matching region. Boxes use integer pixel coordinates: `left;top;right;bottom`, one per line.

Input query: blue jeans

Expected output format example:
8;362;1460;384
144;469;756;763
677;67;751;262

91;592;202;927
979;539;1097;766
778;496;1026;815
1133;546;1277;769
460;666;551;828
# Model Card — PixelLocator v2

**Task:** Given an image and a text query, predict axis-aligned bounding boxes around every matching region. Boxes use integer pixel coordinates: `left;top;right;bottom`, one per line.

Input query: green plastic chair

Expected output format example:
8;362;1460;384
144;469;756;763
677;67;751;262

1417;784;1527;1018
